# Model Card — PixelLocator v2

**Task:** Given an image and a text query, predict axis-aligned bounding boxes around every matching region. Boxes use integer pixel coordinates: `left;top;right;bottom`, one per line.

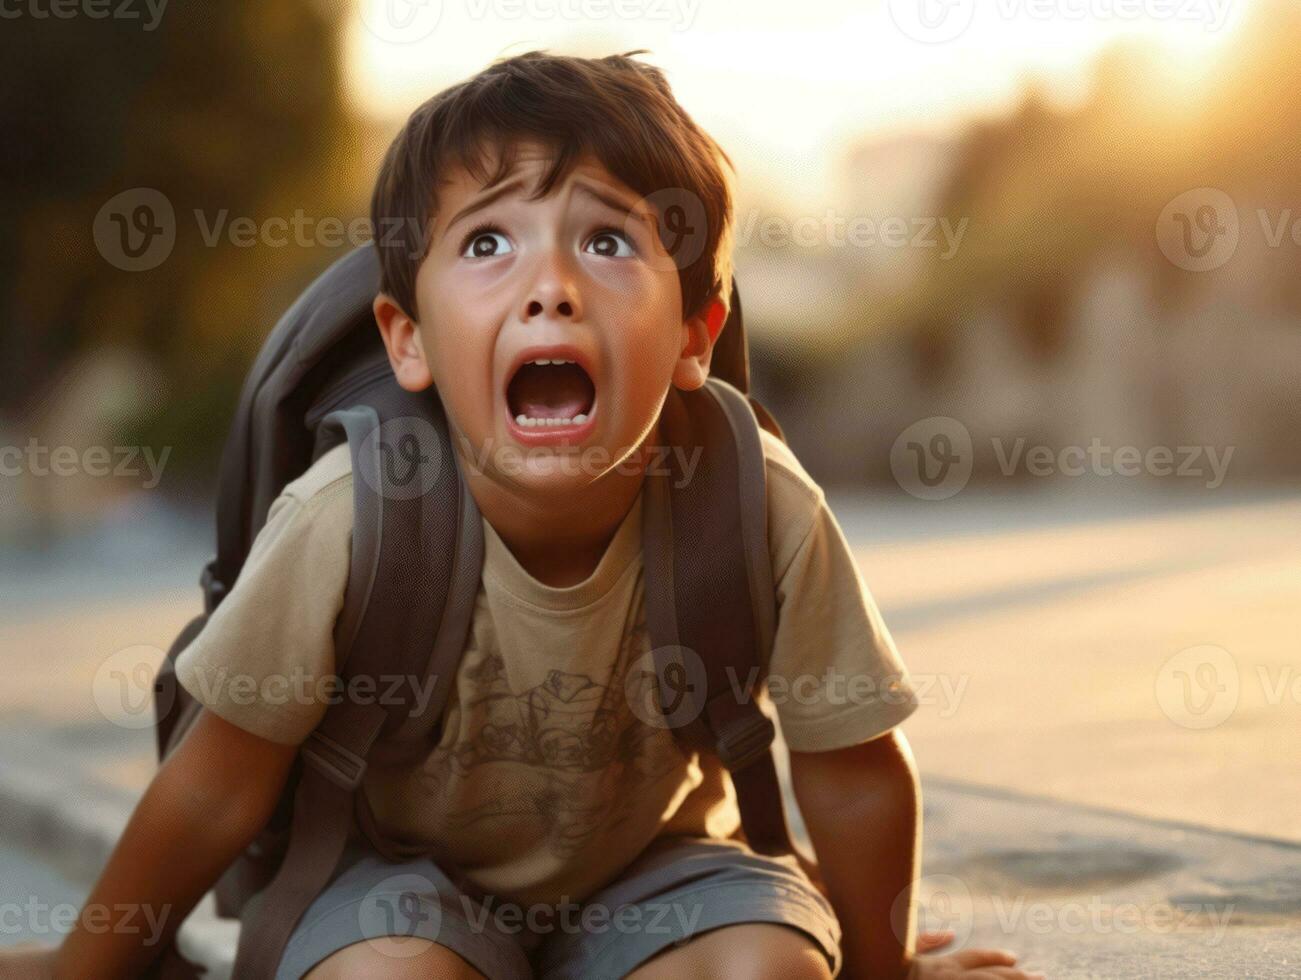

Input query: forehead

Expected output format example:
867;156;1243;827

429;139;655;245
435;140;636;208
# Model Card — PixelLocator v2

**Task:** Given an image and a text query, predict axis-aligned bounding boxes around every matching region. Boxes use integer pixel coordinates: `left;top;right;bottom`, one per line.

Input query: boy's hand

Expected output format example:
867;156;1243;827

908;938;1045;980
0;942;58;980
917;930;958;953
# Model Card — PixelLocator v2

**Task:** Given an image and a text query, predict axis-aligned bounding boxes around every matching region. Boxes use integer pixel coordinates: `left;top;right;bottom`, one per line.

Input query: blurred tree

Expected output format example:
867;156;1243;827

907;0;1301;363
0;1;368;486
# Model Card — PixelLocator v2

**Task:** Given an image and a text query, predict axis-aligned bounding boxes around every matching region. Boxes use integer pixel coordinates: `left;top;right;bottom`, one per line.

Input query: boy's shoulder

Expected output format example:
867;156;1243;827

282;441;353;506
758;427;823;508
251;442;355;549
757;427;832;582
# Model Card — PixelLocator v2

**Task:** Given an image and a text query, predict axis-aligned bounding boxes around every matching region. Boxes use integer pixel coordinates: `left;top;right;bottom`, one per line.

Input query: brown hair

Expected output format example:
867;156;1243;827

370;50;734;323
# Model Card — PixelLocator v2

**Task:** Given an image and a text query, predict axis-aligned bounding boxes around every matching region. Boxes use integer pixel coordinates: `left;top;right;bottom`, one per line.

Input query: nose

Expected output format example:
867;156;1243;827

520;250;582;322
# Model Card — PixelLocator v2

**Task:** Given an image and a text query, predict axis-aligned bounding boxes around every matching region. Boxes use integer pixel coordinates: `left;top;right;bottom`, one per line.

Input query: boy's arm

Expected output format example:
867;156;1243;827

790;729;1042;980
0;466;355;979
49;708;299;980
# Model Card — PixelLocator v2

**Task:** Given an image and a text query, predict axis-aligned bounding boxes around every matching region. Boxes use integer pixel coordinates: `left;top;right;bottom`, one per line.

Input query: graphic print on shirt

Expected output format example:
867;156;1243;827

428;599;688;858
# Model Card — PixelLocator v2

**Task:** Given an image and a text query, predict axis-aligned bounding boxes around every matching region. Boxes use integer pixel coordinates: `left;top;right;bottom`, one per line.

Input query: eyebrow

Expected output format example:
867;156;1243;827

441;175;529;241
440;175;653;242
573;182;656;232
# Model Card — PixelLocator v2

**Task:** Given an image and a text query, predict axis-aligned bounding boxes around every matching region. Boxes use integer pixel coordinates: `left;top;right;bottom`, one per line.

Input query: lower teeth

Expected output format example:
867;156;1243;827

515;413;589;428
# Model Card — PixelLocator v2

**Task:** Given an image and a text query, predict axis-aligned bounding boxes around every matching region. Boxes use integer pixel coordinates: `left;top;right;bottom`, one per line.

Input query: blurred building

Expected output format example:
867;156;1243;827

749;1;1301;488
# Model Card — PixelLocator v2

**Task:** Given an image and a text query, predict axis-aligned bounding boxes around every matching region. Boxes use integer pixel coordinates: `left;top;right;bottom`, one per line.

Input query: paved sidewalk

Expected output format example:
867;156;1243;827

2;489;1299;975
833;489;1301;845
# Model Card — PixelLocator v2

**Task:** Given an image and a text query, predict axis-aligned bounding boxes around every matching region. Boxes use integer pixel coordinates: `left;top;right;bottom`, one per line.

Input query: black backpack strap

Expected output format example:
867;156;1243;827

231;385;482;978
642;377;793;856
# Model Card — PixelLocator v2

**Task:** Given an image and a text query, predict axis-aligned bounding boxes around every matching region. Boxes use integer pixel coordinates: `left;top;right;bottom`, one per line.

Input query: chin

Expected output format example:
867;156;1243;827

496;456;603;500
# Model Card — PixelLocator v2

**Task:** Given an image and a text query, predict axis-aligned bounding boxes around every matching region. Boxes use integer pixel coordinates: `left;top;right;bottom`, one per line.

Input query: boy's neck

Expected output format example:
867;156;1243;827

458;441;652;590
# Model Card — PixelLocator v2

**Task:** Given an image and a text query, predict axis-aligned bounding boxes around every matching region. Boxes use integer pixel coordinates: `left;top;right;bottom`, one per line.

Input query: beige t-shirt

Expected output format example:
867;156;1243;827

175;429;918;907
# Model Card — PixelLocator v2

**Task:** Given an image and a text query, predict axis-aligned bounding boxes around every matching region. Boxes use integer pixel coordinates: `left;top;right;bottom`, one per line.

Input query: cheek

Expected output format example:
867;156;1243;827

419;317;494;430
418;266;494;370
596;265;681;345
608;318;679;408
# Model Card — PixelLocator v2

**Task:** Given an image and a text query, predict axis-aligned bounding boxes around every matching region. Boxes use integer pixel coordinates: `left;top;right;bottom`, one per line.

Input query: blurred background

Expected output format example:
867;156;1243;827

1;0;1299;966
8;0;1301;499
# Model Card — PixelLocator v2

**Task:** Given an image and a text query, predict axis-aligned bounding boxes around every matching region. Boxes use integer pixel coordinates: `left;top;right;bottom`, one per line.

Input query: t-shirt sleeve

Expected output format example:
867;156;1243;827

764;461;919;753
173;477;352;745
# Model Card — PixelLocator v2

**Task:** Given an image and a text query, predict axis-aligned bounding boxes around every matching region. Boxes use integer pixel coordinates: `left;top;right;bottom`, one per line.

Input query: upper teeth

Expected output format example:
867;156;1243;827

529;358;575;366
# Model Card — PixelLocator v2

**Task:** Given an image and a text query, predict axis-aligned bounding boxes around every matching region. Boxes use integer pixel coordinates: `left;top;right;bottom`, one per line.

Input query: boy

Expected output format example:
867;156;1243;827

12;52;1038;979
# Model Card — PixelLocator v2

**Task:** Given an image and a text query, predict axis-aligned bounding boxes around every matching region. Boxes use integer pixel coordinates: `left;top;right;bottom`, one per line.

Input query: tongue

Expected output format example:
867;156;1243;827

509;363;594;420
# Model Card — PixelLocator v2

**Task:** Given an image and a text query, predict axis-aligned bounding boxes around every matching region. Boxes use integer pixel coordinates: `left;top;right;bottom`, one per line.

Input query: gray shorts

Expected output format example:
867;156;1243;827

274;835;843;979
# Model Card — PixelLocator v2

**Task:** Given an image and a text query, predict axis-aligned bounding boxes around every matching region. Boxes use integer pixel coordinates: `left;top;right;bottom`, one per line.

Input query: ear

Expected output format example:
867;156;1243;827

373;293;434;392
671;294;727;392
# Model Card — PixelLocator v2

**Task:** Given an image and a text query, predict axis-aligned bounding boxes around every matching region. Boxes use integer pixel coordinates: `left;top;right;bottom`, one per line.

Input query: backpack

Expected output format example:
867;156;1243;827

151;243;803;979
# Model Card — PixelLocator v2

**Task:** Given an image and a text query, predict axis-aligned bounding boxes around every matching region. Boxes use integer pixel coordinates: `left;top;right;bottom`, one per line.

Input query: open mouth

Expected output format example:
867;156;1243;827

506;358;597;428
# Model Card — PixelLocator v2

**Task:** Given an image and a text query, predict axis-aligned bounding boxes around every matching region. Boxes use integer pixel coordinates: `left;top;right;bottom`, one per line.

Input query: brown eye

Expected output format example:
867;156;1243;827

463;231;512;258
586;230;634;258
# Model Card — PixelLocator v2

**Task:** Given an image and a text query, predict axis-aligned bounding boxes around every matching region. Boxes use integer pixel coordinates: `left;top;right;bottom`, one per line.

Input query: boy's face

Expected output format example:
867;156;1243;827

375;141;721;500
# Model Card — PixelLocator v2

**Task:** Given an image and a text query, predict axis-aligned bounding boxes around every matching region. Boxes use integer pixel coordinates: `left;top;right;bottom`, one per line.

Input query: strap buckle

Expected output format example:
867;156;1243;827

302;730;368;791
710;700;776;772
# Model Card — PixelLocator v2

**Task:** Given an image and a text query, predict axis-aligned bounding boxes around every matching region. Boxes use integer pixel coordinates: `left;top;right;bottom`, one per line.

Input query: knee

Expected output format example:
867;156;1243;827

627;923;833;980
303;936;488;979
733;926;832;978
705;924;834;980
739;942;833;980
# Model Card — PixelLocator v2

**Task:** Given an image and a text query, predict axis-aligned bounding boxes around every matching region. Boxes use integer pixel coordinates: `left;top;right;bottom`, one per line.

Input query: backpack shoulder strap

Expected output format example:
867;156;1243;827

641;377;793;856
231;383;483;978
